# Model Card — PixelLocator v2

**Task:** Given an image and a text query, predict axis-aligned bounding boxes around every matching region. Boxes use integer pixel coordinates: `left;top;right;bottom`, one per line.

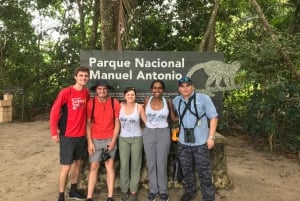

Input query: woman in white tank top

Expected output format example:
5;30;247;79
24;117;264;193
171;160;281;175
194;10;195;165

143;80;176;201
118;87;146;201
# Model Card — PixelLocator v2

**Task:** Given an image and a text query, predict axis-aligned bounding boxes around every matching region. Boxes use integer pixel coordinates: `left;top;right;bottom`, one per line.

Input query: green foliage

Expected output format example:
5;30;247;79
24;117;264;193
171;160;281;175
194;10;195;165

125;0;209;50
1;0;299;152
242;81;300;151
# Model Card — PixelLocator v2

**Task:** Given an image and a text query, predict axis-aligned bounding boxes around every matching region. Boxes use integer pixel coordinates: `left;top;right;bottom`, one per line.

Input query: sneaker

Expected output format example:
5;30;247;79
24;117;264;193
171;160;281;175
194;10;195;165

180;193;196;201
69;189;86;200
130;192;137;201
148;193;157;201
160;193;169;201
120;192;128;201
107;197;115;201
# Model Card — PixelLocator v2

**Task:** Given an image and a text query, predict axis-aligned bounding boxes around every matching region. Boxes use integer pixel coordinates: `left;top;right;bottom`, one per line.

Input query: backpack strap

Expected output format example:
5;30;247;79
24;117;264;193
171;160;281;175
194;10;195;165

91;96;115;124
111;97;115;121
91;97;95;123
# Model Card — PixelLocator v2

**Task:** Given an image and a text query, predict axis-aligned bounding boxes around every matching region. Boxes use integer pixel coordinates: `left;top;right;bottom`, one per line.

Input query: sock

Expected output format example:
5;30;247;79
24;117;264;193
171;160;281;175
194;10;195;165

59;192;64;199
70;183;77;192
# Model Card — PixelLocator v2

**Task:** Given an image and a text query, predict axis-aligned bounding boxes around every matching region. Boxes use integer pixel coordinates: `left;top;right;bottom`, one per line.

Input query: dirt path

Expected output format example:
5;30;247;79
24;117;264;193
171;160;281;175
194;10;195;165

0;121;299;201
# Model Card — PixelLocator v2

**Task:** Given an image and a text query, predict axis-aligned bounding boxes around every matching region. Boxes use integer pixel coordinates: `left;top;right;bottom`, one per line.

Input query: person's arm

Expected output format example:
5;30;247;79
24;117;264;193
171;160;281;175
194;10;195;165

207;117;218;149
107;99;120;151
167;99;179;122
86;99;95;155
49;89;66;143
138;103;147;124
108;118;120;151
143;96;149;109
86;118;95;155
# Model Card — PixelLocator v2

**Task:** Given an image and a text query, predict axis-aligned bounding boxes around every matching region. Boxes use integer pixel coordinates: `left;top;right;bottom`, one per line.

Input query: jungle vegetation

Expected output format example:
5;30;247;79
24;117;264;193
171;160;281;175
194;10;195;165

0;0;299;153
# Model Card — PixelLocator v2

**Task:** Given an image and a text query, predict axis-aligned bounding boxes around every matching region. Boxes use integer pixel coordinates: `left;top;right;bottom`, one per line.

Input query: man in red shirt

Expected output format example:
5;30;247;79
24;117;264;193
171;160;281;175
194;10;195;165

50;66;90;201
86;80;120;201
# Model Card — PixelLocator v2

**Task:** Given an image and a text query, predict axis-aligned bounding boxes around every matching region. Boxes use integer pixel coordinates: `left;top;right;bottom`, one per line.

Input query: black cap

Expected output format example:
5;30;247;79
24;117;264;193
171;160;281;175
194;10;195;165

90;80;115;91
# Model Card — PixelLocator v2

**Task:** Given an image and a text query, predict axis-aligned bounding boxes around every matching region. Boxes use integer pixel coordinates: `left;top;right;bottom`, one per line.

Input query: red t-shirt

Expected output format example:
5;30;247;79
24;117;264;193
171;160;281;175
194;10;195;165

87;96;120;139
50;86;90;137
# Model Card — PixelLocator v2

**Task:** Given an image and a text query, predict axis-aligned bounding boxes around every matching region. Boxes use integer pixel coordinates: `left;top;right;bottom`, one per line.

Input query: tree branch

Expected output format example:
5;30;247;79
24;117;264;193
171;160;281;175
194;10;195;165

250;0;300;81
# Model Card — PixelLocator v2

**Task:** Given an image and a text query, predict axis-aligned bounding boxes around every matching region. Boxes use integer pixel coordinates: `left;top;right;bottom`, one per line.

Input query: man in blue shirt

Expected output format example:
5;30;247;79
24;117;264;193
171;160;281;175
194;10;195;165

172;76;218;201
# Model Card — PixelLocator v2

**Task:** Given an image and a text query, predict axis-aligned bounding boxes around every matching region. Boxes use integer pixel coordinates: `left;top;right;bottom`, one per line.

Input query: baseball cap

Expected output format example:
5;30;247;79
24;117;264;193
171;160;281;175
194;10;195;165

178;76;192;86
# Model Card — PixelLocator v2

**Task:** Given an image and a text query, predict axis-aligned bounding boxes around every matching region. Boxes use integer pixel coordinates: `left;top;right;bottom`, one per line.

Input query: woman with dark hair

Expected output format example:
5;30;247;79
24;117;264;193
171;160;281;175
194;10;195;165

143;80;176;201
119;87;146;201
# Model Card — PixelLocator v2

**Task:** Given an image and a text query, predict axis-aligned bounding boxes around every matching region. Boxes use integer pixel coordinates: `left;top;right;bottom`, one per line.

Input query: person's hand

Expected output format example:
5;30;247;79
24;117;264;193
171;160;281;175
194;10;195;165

207;138;215;149
52;135;60;143
88;143;95;155
107;141;115;151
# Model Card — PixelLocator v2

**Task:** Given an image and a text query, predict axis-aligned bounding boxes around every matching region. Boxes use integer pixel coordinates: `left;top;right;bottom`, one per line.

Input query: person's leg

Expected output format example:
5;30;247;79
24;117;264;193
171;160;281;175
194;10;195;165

130;136;143;193
69;159;82;184
86;139;102;199
68;137;87;199
59;164;72;193
119;137;131;193
105;158;115;198
58;136;76;200
143;127;158;194
105;141;117;199
178;144;197;198
87;162;100;199
193;145;215;201
156;127;170;194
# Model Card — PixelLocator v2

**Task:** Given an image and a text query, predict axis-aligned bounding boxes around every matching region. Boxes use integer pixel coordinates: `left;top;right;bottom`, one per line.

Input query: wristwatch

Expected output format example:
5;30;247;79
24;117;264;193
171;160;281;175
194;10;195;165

208;136;215;140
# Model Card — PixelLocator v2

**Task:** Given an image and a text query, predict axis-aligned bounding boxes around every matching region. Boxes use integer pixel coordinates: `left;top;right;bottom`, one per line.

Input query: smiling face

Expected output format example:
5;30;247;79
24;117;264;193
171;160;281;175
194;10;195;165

96;85;109;100
74;71;89;87
124;89;136;103
151;81;165;98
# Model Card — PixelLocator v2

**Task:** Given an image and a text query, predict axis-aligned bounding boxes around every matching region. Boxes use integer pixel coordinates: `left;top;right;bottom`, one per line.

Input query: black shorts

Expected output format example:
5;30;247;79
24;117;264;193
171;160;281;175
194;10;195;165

59;136;87;165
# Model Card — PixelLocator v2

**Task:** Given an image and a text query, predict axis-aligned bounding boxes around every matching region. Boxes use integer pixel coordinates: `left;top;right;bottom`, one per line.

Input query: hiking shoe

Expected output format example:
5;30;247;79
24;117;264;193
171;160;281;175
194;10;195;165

120;192;128;201
107;197;114;201
130;192;137;201
147;193;157;201
160;193;169;201
180;193;196;201
69;189;86;200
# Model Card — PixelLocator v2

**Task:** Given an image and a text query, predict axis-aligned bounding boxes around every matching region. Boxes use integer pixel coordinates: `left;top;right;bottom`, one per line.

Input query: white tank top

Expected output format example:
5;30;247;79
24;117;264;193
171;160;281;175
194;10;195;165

145;96;169;128
119;103;142;137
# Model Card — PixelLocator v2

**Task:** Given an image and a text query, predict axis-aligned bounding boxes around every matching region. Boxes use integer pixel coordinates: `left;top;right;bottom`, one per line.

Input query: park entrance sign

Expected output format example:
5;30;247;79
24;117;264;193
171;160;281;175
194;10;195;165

80;51;235;189
80;50;224;102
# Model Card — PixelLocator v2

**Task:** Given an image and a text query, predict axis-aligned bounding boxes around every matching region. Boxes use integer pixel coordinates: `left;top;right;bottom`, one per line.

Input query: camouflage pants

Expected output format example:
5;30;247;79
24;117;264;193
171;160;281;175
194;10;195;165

178;143;215;201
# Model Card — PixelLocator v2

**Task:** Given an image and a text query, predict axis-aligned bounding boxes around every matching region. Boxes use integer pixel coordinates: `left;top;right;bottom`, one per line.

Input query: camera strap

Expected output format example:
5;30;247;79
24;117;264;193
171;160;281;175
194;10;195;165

178;93;206;129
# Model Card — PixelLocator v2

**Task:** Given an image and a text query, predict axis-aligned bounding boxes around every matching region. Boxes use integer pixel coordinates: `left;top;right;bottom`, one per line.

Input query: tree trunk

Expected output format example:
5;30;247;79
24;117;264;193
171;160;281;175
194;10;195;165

250;0;300;81
90;0;101;49
100;0;121;50
77;0;87;49
198;0;219;51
